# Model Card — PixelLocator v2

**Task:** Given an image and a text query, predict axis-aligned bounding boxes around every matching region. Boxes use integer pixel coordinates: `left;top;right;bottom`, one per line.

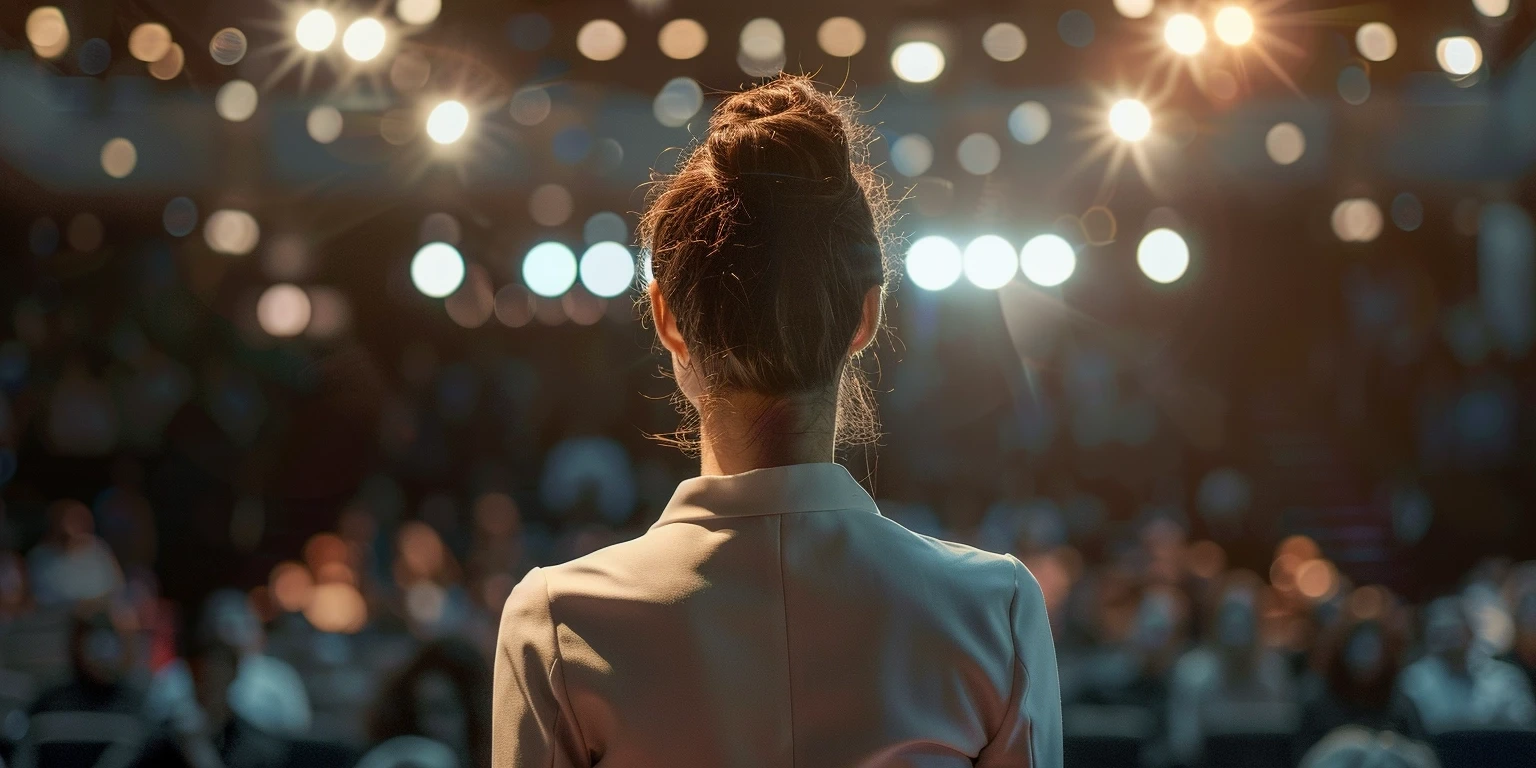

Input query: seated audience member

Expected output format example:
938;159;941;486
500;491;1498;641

145;590;311;738
129;631;354;768
1167;571;1296;766
362;638;490;768
1298;595;1424;754
1397;596;1536;733
1297;726;1440;768
17;607;146;768
1503;570;1536;693
25;501;122;607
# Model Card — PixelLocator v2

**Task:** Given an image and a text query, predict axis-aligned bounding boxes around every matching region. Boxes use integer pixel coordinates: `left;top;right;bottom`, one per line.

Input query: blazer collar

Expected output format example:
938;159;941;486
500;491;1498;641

652;462;880;529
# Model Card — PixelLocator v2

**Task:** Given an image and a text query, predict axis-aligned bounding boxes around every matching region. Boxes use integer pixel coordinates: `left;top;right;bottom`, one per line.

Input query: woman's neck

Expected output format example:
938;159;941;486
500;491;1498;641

696;389;837;476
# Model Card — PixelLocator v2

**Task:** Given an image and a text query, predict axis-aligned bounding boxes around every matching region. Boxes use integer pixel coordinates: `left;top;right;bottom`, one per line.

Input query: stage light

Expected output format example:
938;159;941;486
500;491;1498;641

1113;0;1155;19
1137;228;1190;284
342;17;387;62
210;27;248;65
1265;122;1305;165
1019;234;1076;287
817;17;866;57
528;184;574;227
891;41;945;83
523;242;579;298
148;43;184;79
396;0;442;25
307;106;343;143
1331;199;1383;243
1355;22;1396;62
957;133;1002;175
100;138;137;178
295;9;337;52
205;210;260;255
257;284;312;337
1164;14;1207;56
215;80;259;122
426;100;469;144
1108;99;1152;142
1008;101;1051;145
906;236;962;291
982;22;1027;62
1474;0;1511;16
411;242;466;298
26;7;68;58
577;19;626;60
740;18;785;60
580;242;636;298
963;236;1018;289
1213;7;1254;46
658;18;707;59
1437;36;1482;76
128;23;171;63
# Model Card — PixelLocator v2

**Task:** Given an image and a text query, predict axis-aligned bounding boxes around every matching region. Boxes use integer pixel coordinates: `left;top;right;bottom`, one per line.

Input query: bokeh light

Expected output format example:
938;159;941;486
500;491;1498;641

1019;234;1076;287
270;562;314;612
577;19;626;61
1337;66;1371;105
295;9;337;52
654;77;704;127
1474;0;1511;16
79;39;111;76
205;209;260;255
304;583;367;633
1058;10;1096;48
426;100;470;144
342;18;387;62
1295;559;1337;600
215;80;259;122
1213;7;1254;46
1164;14;1207;56
495;285;535;328
528;184;574;227
509;87;551;126
445;264;494;328
1109;99;1152;142
523;242;579;298
1265;122;1305;165
891;41;945;83
906;236;963;291
396;0;442;25
307;106;343;144
128;23;171;63
1137;228;1190;284
1113;0;1156;19
390;51;430;90
982;23;1027;62
100;138;137;179
1332;198;1384;243
740;18;785;60
579;242;636;298
963;235;1018;289
1437;36;1482;76
890;134;934;177
1008;101;1051;145
257;284;312;337
209;27;247;65
817;17;866;57
1392;193;1424;232
1356;23;1397;62
26;7;68;59
148;43;184;80
957;133;1002;175
163;197;198;237
410;242;466;298
658;19;707;59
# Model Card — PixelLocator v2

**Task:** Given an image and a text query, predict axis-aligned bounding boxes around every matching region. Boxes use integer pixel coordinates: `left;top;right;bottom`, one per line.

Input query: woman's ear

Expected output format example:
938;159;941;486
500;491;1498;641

848;285;883;355
649;280;690;365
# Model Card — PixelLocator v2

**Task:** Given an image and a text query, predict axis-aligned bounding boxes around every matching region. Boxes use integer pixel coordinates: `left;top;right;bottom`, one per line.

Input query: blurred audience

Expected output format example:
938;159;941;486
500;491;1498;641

1397;596;1536;733
1297;592;1424;754
364;638;491;768
25;501;121;607
18;607;145;768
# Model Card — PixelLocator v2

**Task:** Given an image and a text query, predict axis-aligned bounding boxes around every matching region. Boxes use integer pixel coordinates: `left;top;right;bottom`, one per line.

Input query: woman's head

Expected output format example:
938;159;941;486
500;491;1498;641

639;75;891;446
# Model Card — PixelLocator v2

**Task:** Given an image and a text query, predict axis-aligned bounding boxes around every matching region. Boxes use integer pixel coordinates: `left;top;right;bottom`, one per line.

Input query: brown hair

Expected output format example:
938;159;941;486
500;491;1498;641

638;75;893;447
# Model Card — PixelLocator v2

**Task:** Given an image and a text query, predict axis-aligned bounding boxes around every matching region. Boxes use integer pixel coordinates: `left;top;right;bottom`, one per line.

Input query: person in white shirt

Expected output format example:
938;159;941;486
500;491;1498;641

492;74;1062;768
1398;596;1536;733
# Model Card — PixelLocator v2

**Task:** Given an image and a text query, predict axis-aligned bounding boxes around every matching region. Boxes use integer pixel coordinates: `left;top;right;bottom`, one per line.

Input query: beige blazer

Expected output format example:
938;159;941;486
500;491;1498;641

493;462;1062;767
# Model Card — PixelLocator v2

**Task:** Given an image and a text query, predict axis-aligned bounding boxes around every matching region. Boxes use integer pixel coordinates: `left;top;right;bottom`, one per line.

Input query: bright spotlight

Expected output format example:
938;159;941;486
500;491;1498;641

1164;13;1207;56
906;236;962;291
426;100;470;144
295;9;337;52
1108;99;1153;142
1436;36;1482;76
1213;7;1254;46
1019;234;1076;287
342;18;387;62
891;41;946;83
257;284;313;337
411;242;466;298
1137;229;1190;284
962;236;1018;290
523;242;578;298
578;242;636;298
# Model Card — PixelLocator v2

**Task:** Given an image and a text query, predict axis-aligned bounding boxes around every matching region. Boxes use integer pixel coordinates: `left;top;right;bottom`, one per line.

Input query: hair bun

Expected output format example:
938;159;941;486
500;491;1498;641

705;78;854;184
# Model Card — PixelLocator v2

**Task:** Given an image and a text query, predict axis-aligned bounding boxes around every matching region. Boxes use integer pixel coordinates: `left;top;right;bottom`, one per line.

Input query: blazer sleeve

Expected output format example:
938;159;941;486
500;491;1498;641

976;557;1064;768
493;567;587;768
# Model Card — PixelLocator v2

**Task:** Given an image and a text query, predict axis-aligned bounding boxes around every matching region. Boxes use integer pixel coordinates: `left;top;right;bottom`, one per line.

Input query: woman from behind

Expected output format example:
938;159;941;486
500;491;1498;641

493;74;1061;768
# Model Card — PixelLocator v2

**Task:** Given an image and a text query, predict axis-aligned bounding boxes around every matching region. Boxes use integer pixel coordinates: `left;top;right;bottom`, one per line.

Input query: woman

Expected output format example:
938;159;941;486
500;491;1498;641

493;75;1061;767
